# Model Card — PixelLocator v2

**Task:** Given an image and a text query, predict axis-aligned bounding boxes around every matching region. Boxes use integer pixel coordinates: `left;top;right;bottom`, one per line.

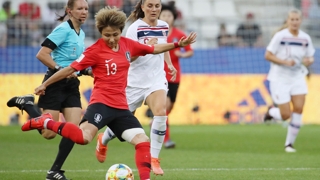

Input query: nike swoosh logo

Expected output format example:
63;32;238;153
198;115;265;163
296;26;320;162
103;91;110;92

144;32;150;35
105;59;113;63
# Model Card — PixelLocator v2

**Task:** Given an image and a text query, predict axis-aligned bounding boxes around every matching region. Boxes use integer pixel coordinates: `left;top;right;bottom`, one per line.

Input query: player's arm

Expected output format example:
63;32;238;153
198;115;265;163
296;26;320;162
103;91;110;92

265;51;295;66
303;36;316;67
153;32;196;54
175;48;194;58
265;32;295;67
35;66;76;95
164;51;177;81
302;57;314;67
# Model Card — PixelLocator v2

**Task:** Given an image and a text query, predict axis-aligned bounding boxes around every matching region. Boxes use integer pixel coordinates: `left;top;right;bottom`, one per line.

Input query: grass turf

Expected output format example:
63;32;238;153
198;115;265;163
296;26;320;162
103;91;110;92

0;124;319;180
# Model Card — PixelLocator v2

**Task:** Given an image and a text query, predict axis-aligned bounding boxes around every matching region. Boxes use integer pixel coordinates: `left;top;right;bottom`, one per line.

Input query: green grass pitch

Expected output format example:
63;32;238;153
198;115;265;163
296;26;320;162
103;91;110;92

0;124;319;180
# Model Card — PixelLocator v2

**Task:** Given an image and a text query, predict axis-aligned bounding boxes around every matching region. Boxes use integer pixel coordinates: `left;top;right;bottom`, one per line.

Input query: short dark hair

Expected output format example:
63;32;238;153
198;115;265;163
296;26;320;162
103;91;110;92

161;3;178;20
2;1;10;9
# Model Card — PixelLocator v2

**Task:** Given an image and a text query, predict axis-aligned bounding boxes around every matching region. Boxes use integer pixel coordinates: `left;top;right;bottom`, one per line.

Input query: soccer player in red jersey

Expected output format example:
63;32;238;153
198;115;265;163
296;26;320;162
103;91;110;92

160;3;194;148
21;7;196;180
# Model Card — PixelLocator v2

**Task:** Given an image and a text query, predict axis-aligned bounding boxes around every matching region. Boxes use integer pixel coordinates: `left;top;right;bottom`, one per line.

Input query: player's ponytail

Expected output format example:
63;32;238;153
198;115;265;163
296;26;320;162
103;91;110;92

277;21;288;32
56;6;68;22
127;0;145;22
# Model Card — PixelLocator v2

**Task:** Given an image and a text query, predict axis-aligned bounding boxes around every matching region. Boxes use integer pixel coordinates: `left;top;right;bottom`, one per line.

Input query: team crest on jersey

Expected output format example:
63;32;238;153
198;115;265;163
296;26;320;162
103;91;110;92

162;30;167;37
125;51;131;62
173;37;178;42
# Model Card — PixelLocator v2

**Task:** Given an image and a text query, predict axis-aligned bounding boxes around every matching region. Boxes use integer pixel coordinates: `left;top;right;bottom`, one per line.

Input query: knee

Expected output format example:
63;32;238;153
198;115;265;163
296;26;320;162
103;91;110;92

281;112;291;120
293;107;303;114
152;107;166;116
42;130;57;139
131;133;149;145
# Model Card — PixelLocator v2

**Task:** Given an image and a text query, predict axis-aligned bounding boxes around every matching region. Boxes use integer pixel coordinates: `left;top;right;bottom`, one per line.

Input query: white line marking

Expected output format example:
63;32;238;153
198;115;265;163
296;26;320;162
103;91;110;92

0;168;319;173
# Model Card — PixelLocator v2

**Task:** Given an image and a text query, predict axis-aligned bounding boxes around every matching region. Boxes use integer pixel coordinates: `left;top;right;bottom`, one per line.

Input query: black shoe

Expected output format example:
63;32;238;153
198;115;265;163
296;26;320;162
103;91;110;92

263;106;273;122
6;94;35;111
46;170;70;180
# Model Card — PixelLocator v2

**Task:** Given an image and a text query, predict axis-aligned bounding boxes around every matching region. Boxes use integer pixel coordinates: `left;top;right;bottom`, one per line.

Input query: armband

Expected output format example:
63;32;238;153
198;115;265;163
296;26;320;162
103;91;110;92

79;69;90;76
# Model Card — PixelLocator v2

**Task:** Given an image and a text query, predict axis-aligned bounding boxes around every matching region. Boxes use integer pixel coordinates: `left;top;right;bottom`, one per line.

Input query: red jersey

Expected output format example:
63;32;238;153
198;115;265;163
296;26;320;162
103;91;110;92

71;37;154;109
164;27;193;83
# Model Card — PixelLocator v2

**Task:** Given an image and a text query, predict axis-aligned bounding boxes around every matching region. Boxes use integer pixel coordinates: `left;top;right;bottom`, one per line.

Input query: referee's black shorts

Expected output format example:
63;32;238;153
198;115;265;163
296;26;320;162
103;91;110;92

38;68;81;111
167;82;180;103
81;103;143;142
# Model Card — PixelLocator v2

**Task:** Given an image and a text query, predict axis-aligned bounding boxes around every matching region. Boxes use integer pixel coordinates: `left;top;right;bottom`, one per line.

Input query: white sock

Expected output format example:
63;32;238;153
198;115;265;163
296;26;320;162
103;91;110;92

150;116;167;158
43;118;51;129
102;127;116;145
269;107;282;120
285;113;302;146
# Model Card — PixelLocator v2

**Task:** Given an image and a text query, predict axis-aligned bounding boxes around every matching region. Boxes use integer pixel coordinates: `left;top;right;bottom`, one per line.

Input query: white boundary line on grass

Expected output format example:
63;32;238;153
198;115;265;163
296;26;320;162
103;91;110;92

0;168;319;173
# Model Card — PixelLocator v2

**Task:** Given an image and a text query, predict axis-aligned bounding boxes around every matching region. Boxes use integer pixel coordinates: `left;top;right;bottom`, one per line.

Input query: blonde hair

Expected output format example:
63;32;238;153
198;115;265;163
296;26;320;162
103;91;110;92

274;9;302;35
95;6;127;33
287;8;302;18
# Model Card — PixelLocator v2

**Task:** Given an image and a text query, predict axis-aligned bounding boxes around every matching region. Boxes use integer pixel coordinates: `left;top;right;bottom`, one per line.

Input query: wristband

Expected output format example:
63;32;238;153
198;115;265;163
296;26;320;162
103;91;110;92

174;42;179;48
80;69;90;76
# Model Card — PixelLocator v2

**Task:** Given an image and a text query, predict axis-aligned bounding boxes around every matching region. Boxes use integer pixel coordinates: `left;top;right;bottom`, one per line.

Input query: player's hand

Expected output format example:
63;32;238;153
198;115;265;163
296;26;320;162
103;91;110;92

146;38;158;45
283;60;295;67
34;84;46;95
302;57;314;67
167;64;177;81
178;32;197;47
174;50;183;57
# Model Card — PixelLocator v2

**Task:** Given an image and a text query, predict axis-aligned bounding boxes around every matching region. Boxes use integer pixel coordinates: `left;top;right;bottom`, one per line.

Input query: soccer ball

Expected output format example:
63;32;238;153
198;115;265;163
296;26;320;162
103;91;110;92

106;163;134;180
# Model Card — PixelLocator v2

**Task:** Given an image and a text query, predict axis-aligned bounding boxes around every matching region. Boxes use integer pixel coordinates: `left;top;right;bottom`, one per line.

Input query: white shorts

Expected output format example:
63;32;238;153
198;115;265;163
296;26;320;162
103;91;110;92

126;81;168;112
269;78;308;105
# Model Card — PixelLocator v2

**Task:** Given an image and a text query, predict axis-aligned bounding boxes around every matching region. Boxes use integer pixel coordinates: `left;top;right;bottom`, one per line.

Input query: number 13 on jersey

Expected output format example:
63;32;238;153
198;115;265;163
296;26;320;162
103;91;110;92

105;59;117;75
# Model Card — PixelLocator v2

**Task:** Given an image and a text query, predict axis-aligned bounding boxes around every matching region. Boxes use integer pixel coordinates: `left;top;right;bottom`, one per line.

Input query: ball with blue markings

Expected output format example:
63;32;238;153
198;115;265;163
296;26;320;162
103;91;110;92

106;163;134;180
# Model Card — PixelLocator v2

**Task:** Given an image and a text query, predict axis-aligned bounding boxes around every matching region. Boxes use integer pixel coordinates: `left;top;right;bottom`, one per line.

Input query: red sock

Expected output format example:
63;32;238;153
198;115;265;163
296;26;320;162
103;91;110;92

135;142;151;180
164;111;170;142
47;121;85;145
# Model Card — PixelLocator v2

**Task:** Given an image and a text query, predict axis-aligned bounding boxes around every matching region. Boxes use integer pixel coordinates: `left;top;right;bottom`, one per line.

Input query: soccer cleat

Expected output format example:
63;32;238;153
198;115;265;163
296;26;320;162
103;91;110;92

6;94;35;113
285;144;296;153
21;113;53;131
96;133;108;163
46;170;69;180
164;139;176;149
151;157;164;175
263;106;273;122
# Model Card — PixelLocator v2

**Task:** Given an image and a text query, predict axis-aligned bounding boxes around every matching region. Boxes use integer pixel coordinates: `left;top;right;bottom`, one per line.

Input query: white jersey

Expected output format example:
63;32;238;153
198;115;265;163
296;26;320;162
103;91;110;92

126;19;169;88
266;28;315;83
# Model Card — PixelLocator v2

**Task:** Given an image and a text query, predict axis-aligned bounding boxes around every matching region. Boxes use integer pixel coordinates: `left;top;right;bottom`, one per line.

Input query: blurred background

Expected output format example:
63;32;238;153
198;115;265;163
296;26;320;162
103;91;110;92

1;0;320;126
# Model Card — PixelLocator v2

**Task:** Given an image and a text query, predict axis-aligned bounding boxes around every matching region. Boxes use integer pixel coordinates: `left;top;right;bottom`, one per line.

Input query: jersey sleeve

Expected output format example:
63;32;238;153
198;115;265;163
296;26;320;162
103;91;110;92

70;47;97;71
125;23;138;41
266;32;281;54
306;36;315;57
47;25;68;47
127;38;154;57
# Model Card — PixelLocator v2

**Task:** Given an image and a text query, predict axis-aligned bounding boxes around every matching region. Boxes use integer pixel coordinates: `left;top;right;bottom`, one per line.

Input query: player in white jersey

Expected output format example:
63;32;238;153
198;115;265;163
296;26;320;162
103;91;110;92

264;9;315;153
97;0;176;176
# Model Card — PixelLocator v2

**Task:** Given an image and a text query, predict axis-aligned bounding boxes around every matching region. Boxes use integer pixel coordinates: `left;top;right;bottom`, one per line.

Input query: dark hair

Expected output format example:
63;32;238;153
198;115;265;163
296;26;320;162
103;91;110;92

2;1;10;9
56;0;87;22
127;0;145;22
161;2;178;20
95;6;127;33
